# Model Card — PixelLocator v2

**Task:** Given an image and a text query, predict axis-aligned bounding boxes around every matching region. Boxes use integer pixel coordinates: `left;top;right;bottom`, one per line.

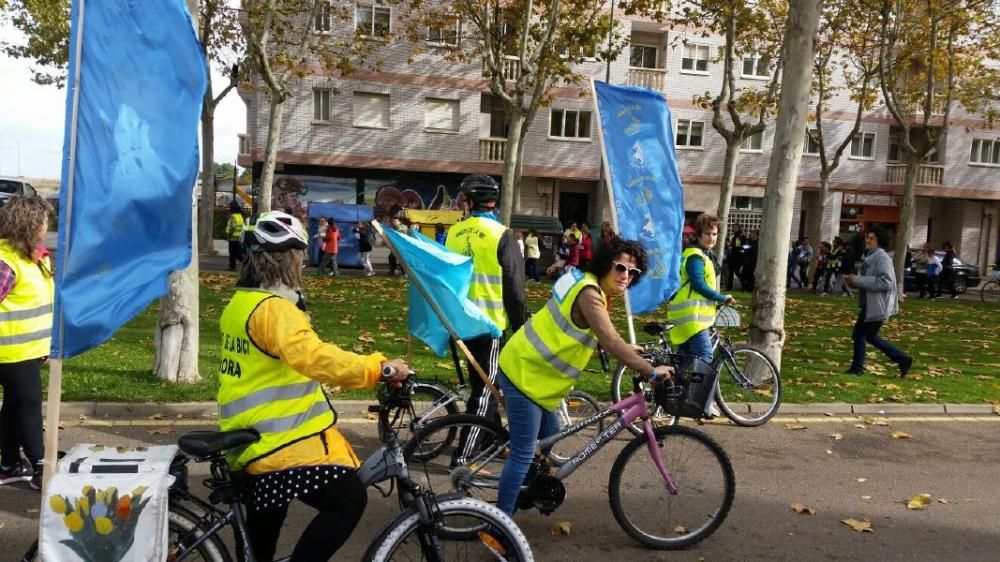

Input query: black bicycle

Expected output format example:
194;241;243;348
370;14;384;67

163;372;533;561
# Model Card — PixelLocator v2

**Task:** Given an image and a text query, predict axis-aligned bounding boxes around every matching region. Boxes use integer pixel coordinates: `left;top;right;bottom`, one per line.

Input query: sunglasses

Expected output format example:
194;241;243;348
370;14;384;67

613;261;642;278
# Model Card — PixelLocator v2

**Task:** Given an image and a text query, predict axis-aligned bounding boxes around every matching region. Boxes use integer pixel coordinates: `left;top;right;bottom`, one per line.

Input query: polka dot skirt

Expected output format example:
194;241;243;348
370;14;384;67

250;465;354;510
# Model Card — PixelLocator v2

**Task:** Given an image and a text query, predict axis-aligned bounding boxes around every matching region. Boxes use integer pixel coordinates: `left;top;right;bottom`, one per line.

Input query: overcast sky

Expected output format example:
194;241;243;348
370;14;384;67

0;26;246;181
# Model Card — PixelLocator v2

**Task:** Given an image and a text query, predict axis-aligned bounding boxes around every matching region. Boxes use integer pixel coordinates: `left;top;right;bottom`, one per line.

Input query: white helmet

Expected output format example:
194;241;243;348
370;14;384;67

244;211;308;252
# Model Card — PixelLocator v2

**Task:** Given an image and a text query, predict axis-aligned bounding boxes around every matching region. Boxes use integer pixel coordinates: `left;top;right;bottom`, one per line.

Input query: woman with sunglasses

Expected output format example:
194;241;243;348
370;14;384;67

667;213;735;395
494;236;675;516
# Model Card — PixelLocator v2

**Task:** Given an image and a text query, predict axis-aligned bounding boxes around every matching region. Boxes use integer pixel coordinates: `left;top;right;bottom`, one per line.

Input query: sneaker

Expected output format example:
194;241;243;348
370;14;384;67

0;461;32;485
29;471;42;491
950;295;958;300
899;356;914;378
707;403;722;418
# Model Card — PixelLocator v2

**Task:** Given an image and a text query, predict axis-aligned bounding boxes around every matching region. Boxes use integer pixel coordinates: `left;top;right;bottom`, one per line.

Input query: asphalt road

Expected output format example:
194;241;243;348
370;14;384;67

3;416;998;561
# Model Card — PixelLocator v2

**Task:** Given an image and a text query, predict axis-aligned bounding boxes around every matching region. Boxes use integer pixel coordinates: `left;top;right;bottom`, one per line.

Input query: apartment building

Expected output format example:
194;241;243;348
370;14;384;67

237;3;1000;271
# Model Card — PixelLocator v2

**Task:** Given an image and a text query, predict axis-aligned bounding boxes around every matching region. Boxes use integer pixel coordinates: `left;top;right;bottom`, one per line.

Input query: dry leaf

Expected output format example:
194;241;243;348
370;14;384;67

825;449;833;455
937;498;949;504
857;478;867;483
784;423;808;431
993;405;999;416
790;502;816;515
890;431;912;440
549;521;572;536
841;518;873;533
149;427;173;435
365;411;378;421
824;412;834;417
854;424;866;429
57;422;66;430
147;413;164;420
861;495;872;500
872;419;890;427
907;494;932;510
830;433;844;440
673;525;689;534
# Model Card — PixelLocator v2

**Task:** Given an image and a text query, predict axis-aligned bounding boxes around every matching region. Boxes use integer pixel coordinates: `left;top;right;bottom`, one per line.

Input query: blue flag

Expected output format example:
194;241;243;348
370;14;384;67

593;81;685;314
51;0;206;358
381;227;501;356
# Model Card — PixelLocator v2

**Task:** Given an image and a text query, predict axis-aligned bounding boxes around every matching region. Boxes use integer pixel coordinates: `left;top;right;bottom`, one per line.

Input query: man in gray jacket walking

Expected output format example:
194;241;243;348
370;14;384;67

844;229;913;377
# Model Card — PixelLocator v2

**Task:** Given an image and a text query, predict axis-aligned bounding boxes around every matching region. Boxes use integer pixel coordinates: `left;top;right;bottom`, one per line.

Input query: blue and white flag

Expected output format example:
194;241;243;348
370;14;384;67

51;0;206;358
381;228;501;356
593;81;685;314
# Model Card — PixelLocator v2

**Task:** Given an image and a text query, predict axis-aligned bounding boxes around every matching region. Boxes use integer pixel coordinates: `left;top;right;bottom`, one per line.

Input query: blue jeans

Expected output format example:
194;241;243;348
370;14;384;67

850;312;908;371
496;371;561;516
678;329;714;364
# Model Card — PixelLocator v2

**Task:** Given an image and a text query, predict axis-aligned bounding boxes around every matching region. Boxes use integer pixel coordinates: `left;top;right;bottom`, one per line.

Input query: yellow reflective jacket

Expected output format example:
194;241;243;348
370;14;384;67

445;216;509;330
0;241;53;362
667;247;718;346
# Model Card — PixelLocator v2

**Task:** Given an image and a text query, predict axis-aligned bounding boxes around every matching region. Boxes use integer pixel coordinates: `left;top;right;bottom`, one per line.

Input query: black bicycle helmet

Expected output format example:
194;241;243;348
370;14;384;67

459;174;500;208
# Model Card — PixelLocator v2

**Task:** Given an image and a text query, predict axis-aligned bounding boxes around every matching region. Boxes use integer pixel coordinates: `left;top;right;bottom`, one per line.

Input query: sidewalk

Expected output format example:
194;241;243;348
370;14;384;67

36;400;1000;421
200;239;396;276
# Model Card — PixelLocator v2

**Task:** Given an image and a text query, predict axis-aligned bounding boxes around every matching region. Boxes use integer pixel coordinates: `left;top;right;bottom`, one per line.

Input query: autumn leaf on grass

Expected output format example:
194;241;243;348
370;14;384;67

906;494;932;510
434;362;453;370
890;431;912;439
790;502;816;515
549;521;572;536
841;518;873;533
878;383;902;391
784;423;808;431
358;332;376;344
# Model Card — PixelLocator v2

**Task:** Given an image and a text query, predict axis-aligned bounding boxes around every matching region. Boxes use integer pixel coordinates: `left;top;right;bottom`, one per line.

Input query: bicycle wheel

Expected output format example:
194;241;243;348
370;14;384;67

403;414;509;502
363;495;533;561
549;390;603;466
714;345;782;427
612;364;676;436
608;425;735;550
380;382;460;461
981;280;1000;304
166;504;232;562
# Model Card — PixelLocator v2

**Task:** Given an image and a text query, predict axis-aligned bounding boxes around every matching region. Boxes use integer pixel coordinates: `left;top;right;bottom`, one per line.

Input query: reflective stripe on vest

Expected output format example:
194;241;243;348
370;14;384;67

668;247;717;346
499;270;603;411
0;241;53;362
217;290;334;470
445;217;509;330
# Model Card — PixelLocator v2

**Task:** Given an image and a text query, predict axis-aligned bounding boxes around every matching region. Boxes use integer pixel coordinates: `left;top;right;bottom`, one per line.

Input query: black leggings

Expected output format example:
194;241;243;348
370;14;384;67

244;470;367;562
0;358;44;470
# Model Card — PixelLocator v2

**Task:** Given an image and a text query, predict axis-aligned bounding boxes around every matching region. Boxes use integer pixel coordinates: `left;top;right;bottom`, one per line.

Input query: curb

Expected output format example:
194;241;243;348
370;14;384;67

31;400;999;420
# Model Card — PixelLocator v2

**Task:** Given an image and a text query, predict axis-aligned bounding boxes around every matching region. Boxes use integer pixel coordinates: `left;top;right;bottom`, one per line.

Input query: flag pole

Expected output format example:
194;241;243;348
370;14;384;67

589;78;637;345
42;0;88;492
371;220;504;407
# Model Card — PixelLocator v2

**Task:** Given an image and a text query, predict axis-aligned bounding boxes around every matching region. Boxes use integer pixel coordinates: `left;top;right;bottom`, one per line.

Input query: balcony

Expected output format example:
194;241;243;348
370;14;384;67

238;134;250;156
478;138;507;162
484;55;521;81
626;67;667;92
886;163;944;186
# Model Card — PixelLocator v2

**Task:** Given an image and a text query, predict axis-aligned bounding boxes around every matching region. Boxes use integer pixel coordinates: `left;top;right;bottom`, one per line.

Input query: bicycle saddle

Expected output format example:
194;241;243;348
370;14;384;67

178;429;260;460
643;322;667;336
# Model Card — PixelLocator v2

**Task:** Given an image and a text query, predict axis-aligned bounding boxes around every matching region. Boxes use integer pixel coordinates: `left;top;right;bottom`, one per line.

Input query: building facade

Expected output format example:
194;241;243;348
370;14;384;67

237;4;1000;272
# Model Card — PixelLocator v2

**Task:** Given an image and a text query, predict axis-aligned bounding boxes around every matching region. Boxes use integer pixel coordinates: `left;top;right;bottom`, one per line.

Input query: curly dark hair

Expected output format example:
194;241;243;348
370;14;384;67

587;236;648;287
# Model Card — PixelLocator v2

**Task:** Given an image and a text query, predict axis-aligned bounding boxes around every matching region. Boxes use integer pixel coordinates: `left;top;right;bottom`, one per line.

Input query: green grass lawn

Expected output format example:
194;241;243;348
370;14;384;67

34;272;1000;405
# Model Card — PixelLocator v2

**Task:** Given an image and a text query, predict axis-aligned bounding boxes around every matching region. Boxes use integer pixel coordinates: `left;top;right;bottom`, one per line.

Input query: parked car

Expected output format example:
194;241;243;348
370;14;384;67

0;176;39;207
903;248;981;294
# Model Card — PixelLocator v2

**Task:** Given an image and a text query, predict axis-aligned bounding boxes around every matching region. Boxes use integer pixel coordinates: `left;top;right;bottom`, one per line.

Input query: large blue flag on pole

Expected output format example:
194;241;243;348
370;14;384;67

51;0;207;358
592;81;685;314
381;227;501;356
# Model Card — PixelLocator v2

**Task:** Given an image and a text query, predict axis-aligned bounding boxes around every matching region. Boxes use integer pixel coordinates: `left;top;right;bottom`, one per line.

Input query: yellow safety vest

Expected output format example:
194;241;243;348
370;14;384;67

445;216;508;330
217;290;335;470
226;213;245;241
499;270;603;411
667;246;718;346
0;241;53;362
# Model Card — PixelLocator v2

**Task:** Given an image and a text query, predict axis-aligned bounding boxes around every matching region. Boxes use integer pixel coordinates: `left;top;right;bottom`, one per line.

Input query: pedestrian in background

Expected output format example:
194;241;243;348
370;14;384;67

813;241;831;294
941;241;958;300
599;221;616;248
225;199;246;271
387;217;407;276
797;237;813;289
524;229;541;282
740;229;759;291
844;229;912;378
787;239;802;288
0;195;54;491
356;222;375;276
409;222;422;237
316;218;340;276
923;245;942;298
725;224;745;291
434;223;447;245
579;222;593;270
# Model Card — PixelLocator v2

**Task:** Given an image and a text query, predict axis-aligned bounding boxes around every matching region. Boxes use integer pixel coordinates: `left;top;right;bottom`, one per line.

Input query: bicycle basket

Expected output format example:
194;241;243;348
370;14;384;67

653;354;716;420
715;306;740;328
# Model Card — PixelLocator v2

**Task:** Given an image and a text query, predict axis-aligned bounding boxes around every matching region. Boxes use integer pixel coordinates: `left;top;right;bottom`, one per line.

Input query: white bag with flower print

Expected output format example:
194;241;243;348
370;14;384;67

40;444;176;562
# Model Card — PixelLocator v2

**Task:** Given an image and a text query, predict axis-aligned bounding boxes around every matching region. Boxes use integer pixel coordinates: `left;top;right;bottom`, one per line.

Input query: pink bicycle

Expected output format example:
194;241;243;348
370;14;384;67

403;353;736;550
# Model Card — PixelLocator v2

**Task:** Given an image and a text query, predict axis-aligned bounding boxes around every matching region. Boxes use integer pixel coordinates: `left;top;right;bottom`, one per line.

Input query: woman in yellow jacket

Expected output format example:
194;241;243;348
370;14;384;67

218;211;408;562
0;196;54;491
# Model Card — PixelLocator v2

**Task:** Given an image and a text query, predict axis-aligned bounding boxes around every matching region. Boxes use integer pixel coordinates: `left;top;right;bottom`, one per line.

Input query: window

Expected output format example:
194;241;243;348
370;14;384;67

804;129;821;155
314;1;332;32
970;138;1000;165
352;92;389;129
427;18;460;45
676;119;704;148
888;131;902;162
681;44;709;73
850;132;876;159
740;131;763;152
630;45;658;69
356;2;390;37
313;89;331;122
549;109;592;139
741;54;770;78
424;98;459;131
